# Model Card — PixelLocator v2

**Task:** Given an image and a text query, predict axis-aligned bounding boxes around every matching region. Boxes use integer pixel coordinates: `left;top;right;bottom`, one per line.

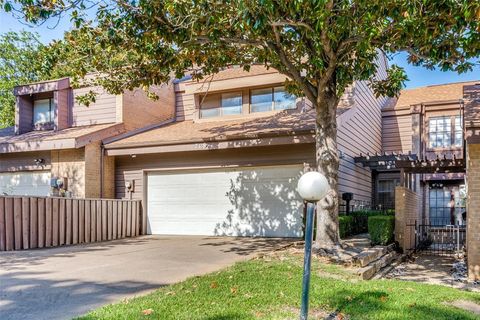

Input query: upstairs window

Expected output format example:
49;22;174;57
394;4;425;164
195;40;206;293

199;92;242;118
33;99;54;129
454;116;463;147
428;116;463;148
251;86;296;113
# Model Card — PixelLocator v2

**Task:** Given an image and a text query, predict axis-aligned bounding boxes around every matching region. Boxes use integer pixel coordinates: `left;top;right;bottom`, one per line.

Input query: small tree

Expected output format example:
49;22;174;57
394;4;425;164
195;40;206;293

2;0;478;249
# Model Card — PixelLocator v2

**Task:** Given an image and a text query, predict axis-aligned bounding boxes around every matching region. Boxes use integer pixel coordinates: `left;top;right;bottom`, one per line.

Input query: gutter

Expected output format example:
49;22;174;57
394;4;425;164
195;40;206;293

100;143;104;198
102;118;176;145
104;127;316;150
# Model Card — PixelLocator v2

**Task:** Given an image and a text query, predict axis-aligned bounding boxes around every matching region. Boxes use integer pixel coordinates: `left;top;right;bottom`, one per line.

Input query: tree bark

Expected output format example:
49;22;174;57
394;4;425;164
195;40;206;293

313;91;341;249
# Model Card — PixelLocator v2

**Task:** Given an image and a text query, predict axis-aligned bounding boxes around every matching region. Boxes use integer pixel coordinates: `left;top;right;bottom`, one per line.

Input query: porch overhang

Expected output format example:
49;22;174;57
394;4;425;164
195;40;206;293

104;132;315;156
0;123;125;153
354;152;466;174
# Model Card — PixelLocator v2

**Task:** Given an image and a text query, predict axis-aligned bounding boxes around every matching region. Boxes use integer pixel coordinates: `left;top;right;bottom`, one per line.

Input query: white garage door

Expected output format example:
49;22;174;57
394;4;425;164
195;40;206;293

147;165;304;237
0;171;51;196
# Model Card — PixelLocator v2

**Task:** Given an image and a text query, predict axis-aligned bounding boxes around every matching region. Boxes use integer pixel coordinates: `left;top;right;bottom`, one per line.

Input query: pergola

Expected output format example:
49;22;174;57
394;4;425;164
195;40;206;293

354;152;466;187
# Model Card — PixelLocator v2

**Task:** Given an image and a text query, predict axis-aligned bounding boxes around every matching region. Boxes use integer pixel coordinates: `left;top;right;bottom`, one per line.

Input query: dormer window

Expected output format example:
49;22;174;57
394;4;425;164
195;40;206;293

33;98;54;130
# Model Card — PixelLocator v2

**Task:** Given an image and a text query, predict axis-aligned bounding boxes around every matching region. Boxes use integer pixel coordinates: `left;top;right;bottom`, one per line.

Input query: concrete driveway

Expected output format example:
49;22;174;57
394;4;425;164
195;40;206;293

0;236;292;320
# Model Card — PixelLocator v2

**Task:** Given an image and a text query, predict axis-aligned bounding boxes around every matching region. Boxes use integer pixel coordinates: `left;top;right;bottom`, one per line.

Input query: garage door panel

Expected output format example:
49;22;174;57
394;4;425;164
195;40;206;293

0;171;51;196
147;165;304;237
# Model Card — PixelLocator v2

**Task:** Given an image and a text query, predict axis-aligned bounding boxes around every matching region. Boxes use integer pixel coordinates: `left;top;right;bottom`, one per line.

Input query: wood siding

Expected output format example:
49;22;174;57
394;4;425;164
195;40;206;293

54;89;70;130
15;95;33;134
382;110;413;153
72;87;117;126
337;80;389;202
0;151;51;173
0;196;142;251
115;144;315;200
174;84;195;121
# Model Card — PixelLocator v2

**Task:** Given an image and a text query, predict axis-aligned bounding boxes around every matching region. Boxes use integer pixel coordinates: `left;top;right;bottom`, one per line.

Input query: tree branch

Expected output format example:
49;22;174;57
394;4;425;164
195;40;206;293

269;25;318;104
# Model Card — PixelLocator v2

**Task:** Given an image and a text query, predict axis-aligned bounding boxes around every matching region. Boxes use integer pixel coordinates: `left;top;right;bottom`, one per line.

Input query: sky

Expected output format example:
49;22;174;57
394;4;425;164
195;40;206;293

1;11;479;89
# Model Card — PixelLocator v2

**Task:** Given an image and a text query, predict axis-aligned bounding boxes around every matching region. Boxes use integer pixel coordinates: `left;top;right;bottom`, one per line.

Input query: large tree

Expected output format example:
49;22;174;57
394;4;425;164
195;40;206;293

0;31;45;128
2;0;479;249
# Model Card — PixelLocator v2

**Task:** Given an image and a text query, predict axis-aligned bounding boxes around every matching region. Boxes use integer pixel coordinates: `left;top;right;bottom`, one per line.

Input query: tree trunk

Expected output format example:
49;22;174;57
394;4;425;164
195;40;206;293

313;91;341;249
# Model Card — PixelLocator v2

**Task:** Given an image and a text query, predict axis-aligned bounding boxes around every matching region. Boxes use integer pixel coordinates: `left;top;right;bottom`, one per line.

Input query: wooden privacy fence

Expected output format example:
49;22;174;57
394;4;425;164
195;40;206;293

0;196;142;251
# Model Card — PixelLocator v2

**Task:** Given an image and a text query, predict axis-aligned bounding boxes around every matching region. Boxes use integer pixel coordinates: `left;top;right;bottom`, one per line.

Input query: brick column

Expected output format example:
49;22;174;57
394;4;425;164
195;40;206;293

466;144;480;281
464;83;480;281
84;142;102;198
395;186;419;252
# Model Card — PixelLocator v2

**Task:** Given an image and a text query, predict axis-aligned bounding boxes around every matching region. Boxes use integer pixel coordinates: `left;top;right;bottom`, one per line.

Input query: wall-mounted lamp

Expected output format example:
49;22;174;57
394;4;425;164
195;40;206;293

131;154;137;158
34;158;45;165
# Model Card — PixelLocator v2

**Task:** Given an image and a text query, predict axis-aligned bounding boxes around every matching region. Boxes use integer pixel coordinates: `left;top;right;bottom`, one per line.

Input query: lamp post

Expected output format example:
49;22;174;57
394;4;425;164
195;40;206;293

297;171;329;320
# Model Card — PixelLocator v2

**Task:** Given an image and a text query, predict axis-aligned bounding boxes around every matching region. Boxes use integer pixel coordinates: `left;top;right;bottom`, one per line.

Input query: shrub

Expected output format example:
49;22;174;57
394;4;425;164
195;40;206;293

348;210;394;234
339;216;354;238
368;215;395;245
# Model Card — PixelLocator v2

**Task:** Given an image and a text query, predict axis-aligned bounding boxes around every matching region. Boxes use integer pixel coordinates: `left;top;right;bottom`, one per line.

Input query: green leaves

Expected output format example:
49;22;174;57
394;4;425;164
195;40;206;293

0;30;71;127
1;0;478;110
370;64;408;98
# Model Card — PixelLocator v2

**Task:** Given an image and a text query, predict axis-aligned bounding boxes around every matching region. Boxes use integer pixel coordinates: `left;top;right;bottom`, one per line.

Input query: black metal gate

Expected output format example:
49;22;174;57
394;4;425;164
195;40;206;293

408;220;466;256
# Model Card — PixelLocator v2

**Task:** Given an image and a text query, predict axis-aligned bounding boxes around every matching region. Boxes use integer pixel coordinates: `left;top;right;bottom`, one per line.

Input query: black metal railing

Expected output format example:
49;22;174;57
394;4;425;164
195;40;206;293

407;219;466;256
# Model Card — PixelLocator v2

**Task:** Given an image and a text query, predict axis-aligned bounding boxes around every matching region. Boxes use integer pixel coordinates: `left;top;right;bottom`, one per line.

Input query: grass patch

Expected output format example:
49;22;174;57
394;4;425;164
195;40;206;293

78;252;480;320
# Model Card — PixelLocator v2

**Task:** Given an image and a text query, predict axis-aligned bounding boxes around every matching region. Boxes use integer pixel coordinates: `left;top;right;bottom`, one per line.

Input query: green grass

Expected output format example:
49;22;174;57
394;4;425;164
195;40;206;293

77;252;480;320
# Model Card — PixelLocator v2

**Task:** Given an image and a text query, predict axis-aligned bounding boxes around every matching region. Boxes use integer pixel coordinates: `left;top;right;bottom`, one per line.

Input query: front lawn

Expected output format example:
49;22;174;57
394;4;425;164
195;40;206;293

78;250;480;320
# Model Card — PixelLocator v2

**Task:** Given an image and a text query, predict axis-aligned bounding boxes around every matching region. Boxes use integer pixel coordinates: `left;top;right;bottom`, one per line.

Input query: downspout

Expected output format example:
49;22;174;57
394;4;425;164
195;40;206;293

100;143;104;198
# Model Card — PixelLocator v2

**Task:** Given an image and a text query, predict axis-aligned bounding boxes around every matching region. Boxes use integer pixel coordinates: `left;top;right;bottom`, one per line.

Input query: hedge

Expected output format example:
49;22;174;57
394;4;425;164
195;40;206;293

368;215;395;245
339;216;354;238
339;210;395;239
350;210;394;234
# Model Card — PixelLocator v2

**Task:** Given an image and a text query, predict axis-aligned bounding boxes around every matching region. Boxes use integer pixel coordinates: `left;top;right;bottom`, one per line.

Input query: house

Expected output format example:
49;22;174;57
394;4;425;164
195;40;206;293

355;80;480;280
1;58;479;280
103;61;390;237
373;81;474;219
0;78;175;198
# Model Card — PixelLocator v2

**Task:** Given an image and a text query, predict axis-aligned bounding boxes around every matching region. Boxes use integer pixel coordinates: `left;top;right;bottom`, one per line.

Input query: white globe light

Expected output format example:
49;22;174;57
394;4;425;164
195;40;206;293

297;171;329;201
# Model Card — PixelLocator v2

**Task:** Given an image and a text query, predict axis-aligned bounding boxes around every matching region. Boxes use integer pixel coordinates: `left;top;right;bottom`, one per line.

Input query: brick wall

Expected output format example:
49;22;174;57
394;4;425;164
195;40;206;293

50;144;114;199
102;154;115;199
466;143;480;281
50;148;85;198
84;141;102;198
464;83;480;281
395;186;420;251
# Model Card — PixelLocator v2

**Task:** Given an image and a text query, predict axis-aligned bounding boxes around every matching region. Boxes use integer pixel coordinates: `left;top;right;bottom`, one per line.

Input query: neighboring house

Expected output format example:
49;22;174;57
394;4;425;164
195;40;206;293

373;81;475;223
0;78;175;198
103;59;390;237
354;80;480;281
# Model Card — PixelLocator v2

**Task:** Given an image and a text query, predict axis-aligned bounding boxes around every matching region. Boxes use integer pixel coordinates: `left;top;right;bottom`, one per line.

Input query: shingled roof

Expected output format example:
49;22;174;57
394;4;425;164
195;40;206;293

392;80;479;108
104;110;315;149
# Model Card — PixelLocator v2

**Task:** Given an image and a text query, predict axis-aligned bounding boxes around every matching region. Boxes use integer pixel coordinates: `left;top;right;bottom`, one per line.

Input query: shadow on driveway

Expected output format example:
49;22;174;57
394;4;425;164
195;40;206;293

0;235;293;320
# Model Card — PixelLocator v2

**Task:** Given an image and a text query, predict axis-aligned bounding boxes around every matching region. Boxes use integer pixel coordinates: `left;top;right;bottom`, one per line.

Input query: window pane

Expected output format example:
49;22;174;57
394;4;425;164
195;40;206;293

454;116;463;146
428;116;452;148
33;99;52;124
200;108;220;118
273;86;296;110
251;88;272;113
455;116;462;129
454;132;463;146
221;92;242;115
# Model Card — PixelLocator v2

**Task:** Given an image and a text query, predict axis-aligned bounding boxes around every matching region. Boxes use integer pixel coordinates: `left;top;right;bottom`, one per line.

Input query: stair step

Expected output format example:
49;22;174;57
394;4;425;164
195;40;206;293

356;251;398;280
371;254;407;279
352;244;395;267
